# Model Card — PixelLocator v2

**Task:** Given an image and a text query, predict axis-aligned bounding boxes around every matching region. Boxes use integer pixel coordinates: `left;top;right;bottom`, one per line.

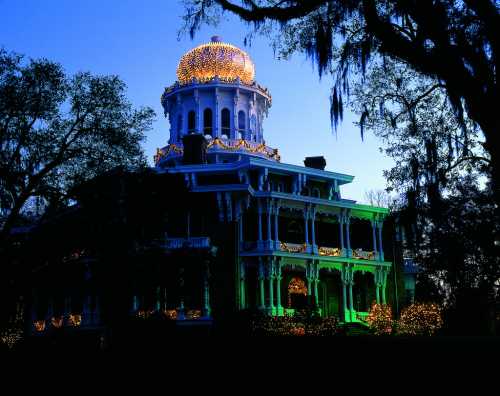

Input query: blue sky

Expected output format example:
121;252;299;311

0;0;394;202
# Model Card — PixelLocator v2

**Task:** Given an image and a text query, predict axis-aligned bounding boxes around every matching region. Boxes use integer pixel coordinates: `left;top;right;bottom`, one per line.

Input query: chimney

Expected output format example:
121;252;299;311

304;156;326;170
182;134;207;165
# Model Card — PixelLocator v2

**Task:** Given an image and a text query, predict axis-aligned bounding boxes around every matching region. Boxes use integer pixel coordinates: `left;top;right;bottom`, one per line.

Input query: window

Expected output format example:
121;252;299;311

203;108;213;136
221;108;230;137
177;114;183;137
188;110;196;133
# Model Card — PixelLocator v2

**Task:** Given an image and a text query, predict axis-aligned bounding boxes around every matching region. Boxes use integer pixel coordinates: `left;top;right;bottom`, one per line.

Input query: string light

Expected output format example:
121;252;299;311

177;40;255;85
318;246;342;257
155;138;281;164
366;302;393;335
396;303;443;336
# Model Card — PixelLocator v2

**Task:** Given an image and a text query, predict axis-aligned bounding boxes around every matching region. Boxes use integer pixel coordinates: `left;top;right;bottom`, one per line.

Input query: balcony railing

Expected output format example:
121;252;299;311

165;237;211;249
280;242;307;253
352;249;377;260
318;246;342;257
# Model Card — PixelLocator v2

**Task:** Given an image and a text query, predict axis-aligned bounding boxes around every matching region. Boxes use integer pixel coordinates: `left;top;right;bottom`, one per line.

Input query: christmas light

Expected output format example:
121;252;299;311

366;302;393;335
318;246;342;257
177;40;255;85
396;303;443;336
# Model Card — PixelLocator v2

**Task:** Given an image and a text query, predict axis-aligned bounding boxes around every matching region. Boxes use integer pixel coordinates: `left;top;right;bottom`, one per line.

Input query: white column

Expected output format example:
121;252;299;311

311;207;317;254
345;215;351;257
266;200;272;249
257;200;263;249
258;259;265;310
274;204;280;249
304;207;309;250
339;213;345;255
268;260;274;315
378;222;384;261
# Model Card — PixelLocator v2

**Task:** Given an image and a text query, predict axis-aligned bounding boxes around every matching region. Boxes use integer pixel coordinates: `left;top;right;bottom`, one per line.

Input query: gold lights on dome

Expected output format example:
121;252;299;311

177;36;255;85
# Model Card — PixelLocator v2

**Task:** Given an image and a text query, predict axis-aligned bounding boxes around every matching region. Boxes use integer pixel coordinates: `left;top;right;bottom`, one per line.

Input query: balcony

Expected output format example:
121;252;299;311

165;237;211;249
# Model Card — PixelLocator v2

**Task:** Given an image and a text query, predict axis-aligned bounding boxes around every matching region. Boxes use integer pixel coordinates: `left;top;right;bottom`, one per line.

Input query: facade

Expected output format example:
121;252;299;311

154;36;392;323
26;37;395;342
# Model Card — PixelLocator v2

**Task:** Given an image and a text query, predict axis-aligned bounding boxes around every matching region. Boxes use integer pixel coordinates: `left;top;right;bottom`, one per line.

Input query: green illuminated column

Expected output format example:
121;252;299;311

349;279;354;315
240;261;246;309
268;258;275;315
311;206;317;254
306;260;313;305
258;258;265;310
381;268;387;304
313;261;319;307
374;268;381;304
275;258;283;315
341;272;348;322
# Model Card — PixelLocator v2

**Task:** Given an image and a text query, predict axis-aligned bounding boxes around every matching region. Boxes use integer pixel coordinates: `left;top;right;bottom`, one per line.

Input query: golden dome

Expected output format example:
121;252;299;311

176;36;255;85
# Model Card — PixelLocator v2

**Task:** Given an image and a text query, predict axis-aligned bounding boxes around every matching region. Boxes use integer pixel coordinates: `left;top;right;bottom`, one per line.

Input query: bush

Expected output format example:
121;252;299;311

396;303;443;336
366;303;393;335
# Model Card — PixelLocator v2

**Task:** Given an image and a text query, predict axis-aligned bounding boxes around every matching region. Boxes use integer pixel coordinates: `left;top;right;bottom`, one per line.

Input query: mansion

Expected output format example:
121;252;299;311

24;37;415;342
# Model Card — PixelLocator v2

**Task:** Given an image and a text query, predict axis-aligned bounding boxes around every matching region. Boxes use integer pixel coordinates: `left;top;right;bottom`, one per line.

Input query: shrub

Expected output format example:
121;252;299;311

366;303;393;335
396;303;443;336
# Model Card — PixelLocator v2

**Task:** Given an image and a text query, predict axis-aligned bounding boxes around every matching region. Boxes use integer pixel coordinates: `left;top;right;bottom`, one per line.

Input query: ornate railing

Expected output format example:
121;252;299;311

165;237;211;249
280;242;307;253
154;138;280;164
352;249;377;260
318;246;342;257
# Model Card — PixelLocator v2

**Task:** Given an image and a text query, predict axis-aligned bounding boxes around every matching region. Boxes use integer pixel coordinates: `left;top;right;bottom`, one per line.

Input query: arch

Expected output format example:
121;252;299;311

221;108;230;137
187;110;196;133
288;277;308;309
203;108;213;136
177;114;183;137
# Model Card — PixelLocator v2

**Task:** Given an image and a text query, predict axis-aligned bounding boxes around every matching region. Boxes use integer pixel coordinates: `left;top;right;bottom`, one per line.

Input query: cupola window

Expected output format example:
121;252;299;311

221;108;230;138
203;108;213;136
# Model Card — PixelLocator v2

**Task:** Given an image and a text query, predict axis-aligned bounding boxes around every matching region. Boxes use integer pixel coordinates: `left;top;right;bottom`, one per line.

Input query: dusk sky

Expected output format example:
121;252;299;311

1;0;395;202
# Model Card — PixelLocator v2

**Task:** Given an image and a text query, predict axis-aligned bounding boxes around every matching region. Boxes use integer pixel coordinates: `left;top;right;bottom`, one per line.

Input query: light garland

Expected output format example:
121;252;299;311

51;317;63;328
352;249;376;260
318;246;342;257
34;320;46;332
67;314;82;327
177;40;255;85
280;242;307;253
155;138;281;164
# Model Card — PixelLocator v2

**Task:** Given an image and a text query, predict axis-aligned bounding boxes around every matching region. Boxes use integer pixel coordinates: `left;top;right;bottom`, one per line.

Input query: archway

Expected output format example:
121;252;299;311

288;277;308;309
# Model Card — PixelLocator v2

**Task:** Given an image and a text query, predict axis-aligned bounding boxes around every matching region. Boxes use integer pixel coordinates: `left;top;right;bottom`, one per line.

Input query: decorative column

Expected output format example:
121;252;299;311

377;221;385;261
214;88;220;137
194;88;200;133
371;220;377;257
267;258;275;315
345;212;352;257
266;199;272;250
313;261;319;307
374;268;381;304
304;206;310;252
339;212;345;256
257;199;263;250
202;259;211;318
131;295;139;314
305;260;313;306
349;275;354;318
274;201;280;250
311;205;318;254
178;267;185;320
233;89;239;139
155;286;161;312
275;259;283;316
341;267;349;322
240;261;246;310
258;258;265;310
381;268;387;304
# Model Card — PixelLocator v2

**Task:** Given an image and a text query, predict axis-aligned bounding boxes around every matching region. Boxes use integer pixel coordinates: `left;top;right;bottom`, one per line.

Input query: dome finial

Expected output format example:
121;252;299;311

211;35;222;42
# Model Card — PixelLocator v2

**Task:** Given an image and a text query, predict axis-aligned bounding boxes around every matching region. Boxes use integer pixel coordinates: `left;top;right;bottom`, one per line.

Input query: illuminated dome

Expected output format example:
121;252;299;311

176;36;255;85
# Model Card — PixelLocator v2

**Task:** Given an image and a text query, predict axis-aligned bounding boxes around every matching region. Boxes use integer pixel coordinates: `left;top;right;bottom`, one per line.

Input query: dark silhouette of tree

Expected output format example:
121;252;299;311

0;49;155;240
181;0;500;230
350;58;498;334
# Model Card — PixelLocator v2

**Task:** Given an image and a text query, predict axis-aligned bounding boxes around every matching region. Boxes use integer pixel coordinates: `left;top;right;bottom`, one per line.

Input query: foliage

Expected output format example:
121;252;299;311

0;49;155;238
366;302;393;335
251;312;339;336
396;303;443;336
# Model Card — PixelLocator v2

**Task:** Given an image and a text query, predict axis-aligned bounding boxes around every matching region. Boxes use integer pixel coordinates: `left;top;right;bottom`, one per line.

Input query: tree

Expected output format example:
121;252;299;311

351;58;498;333
181;0;499;229
0;49;155;239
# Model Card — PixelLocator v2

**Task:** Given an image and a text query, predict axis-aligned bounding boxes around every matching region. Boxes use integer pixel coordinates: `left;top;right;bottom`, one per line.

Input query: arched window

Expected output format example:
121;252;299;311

221;108;230;137
187;110;196;133
177;114;183;137
203;108;213;136
238;110;246;131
